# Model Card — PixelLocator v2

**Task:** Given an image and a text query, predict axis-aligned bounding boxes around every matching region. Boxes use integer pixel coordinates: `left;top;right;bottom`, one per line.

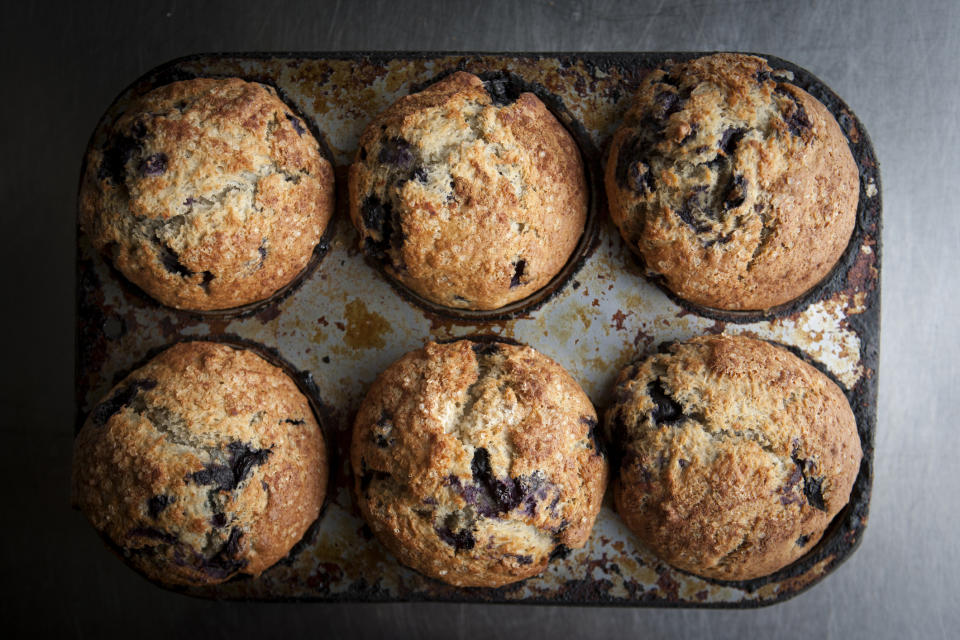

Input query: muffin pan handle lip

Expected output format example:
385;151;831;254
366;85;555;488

75;51;879;608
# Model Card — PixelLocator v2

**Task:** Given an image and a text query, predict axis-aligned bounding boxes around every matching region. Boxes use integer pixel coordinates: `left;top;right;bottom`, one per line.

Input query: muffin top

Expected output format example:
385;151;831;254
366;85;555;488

605;54;858;311
351;339;607;587
72;341;327;586
604;335;861;581
348;71;588;311
80;77;335;311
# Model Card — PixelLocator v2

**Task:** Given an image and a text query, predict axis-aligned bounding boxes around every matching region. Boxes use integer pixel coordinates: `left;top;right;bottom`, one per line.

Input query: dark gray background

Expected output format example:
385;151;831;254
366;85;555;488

2;0;957;637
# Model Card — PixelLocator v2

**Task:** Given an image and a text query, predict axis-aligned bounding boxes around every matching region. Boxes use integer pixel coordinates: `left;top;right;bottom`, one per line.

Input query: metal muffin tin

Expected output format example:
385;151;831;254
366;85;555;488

75;52;880;607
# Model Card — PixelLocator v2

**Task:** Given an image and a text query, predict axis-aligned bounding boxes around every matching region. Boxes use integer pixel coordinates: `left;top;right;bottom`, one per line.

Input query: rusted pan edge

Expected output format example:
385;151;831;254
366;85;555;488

74;52;879;607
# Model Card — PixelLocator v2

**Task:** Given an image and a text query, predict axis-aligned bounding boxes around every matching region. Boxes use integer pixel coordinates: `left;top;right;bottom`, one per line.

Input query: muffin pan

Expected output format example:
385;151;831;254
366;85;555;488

75;52;881;606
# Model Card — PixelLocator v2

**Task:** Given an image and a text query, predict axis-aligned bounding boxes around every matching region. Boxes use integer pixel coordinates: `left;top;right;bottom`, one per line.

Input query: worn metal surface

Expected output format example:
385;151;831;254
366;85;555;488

75;52;880;607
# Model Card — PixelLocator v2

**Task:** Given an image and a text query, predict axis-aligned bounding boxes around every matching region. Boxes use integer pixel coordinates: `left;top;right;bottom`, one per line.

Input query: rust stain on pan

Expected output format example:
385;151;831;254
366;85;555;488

75;52;880;607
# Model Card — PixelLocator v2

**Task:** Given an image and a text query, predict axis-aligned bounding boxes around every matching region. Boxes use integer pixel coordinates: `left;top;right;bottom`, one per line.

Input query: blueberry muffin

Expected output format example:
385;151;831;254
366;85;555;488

80;77;335;311
351;339;607;587
348;71;588;311
605;54;858;311
72;341;328;586
604;335;861;581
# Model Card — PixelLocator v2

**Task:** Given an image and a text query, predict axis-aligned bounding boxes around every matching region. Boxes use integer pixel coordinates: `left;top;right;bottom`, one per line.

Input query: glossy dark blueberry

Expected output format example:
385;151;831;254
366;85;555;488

652;90;683;121
647;379;684;426
723;174;748;210
470;341;500;357
549;544;570;561
139;153;167;177
360;195;404;265
510;259;527;288
147;494;174;519
802;475;827;511
157;242;193;277
188;441;273;492
790;453;827;511
201;527;247;579
436;522;476;551
285;113;306;136
377;137;415;169
510;554;534;565
210;513;227;528
90;378;158;427
718;127;747;157
676;204;712;234
796;534;811;547
482;75;521;107
775;86;812;136
470;447;524;517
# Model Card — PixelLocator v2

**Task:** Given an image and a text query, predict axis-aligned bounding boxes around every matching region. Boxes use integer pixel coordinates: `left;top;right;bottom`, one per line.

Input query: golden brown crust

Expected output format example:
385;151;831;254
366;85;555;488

348;71;587;310
351;340;607;587
79;78;335;311
71;342;327;586
604;335;861;580
605;54;858;310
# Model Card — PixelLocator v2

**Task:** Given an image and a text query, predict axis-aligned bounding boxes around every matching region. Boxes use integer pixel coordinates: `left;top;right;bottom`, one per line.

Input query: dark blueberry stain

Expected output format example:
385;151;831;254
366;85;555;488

680;123;699;144
211;513;227;528
647;379;684;426
790;452;828;511
377;137;415;169
616;135;655;195
127;526;179;545
284;418;306;425
139;153;167;177
796;534;811;547
200;270;215;293
470;341;500;357
723;174;748;210
147;494;174;519
549;544;571;561
157;242;193;277
678;458;689;469
361;195;404;267
580;415;604;456
775;86;812;137
90;378;158;427
98;127;145;184
372;411;394;448
510;554;534;565
187;441;273;492
651;90;683;121
359;459;392;494
258;244;268;266
482;75;521;107
359;147;367;161
412;166;428;182
510;259;527;288
285;113;306;136
470;447;524;517
200;527;247;579
756;69;773;84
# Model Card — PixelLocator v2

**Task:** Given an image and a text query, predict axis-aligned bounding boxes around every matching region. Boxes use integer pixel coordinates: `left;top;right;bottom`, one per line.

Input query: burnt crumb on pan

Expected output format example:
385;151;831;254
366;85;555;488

481;73;522;107
90;378;158;427
549;544;571;561
646;379;684;426
187;441;273;492
510;259;527;288
146;494;175;519
285;113;306;136
470;341;501;357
